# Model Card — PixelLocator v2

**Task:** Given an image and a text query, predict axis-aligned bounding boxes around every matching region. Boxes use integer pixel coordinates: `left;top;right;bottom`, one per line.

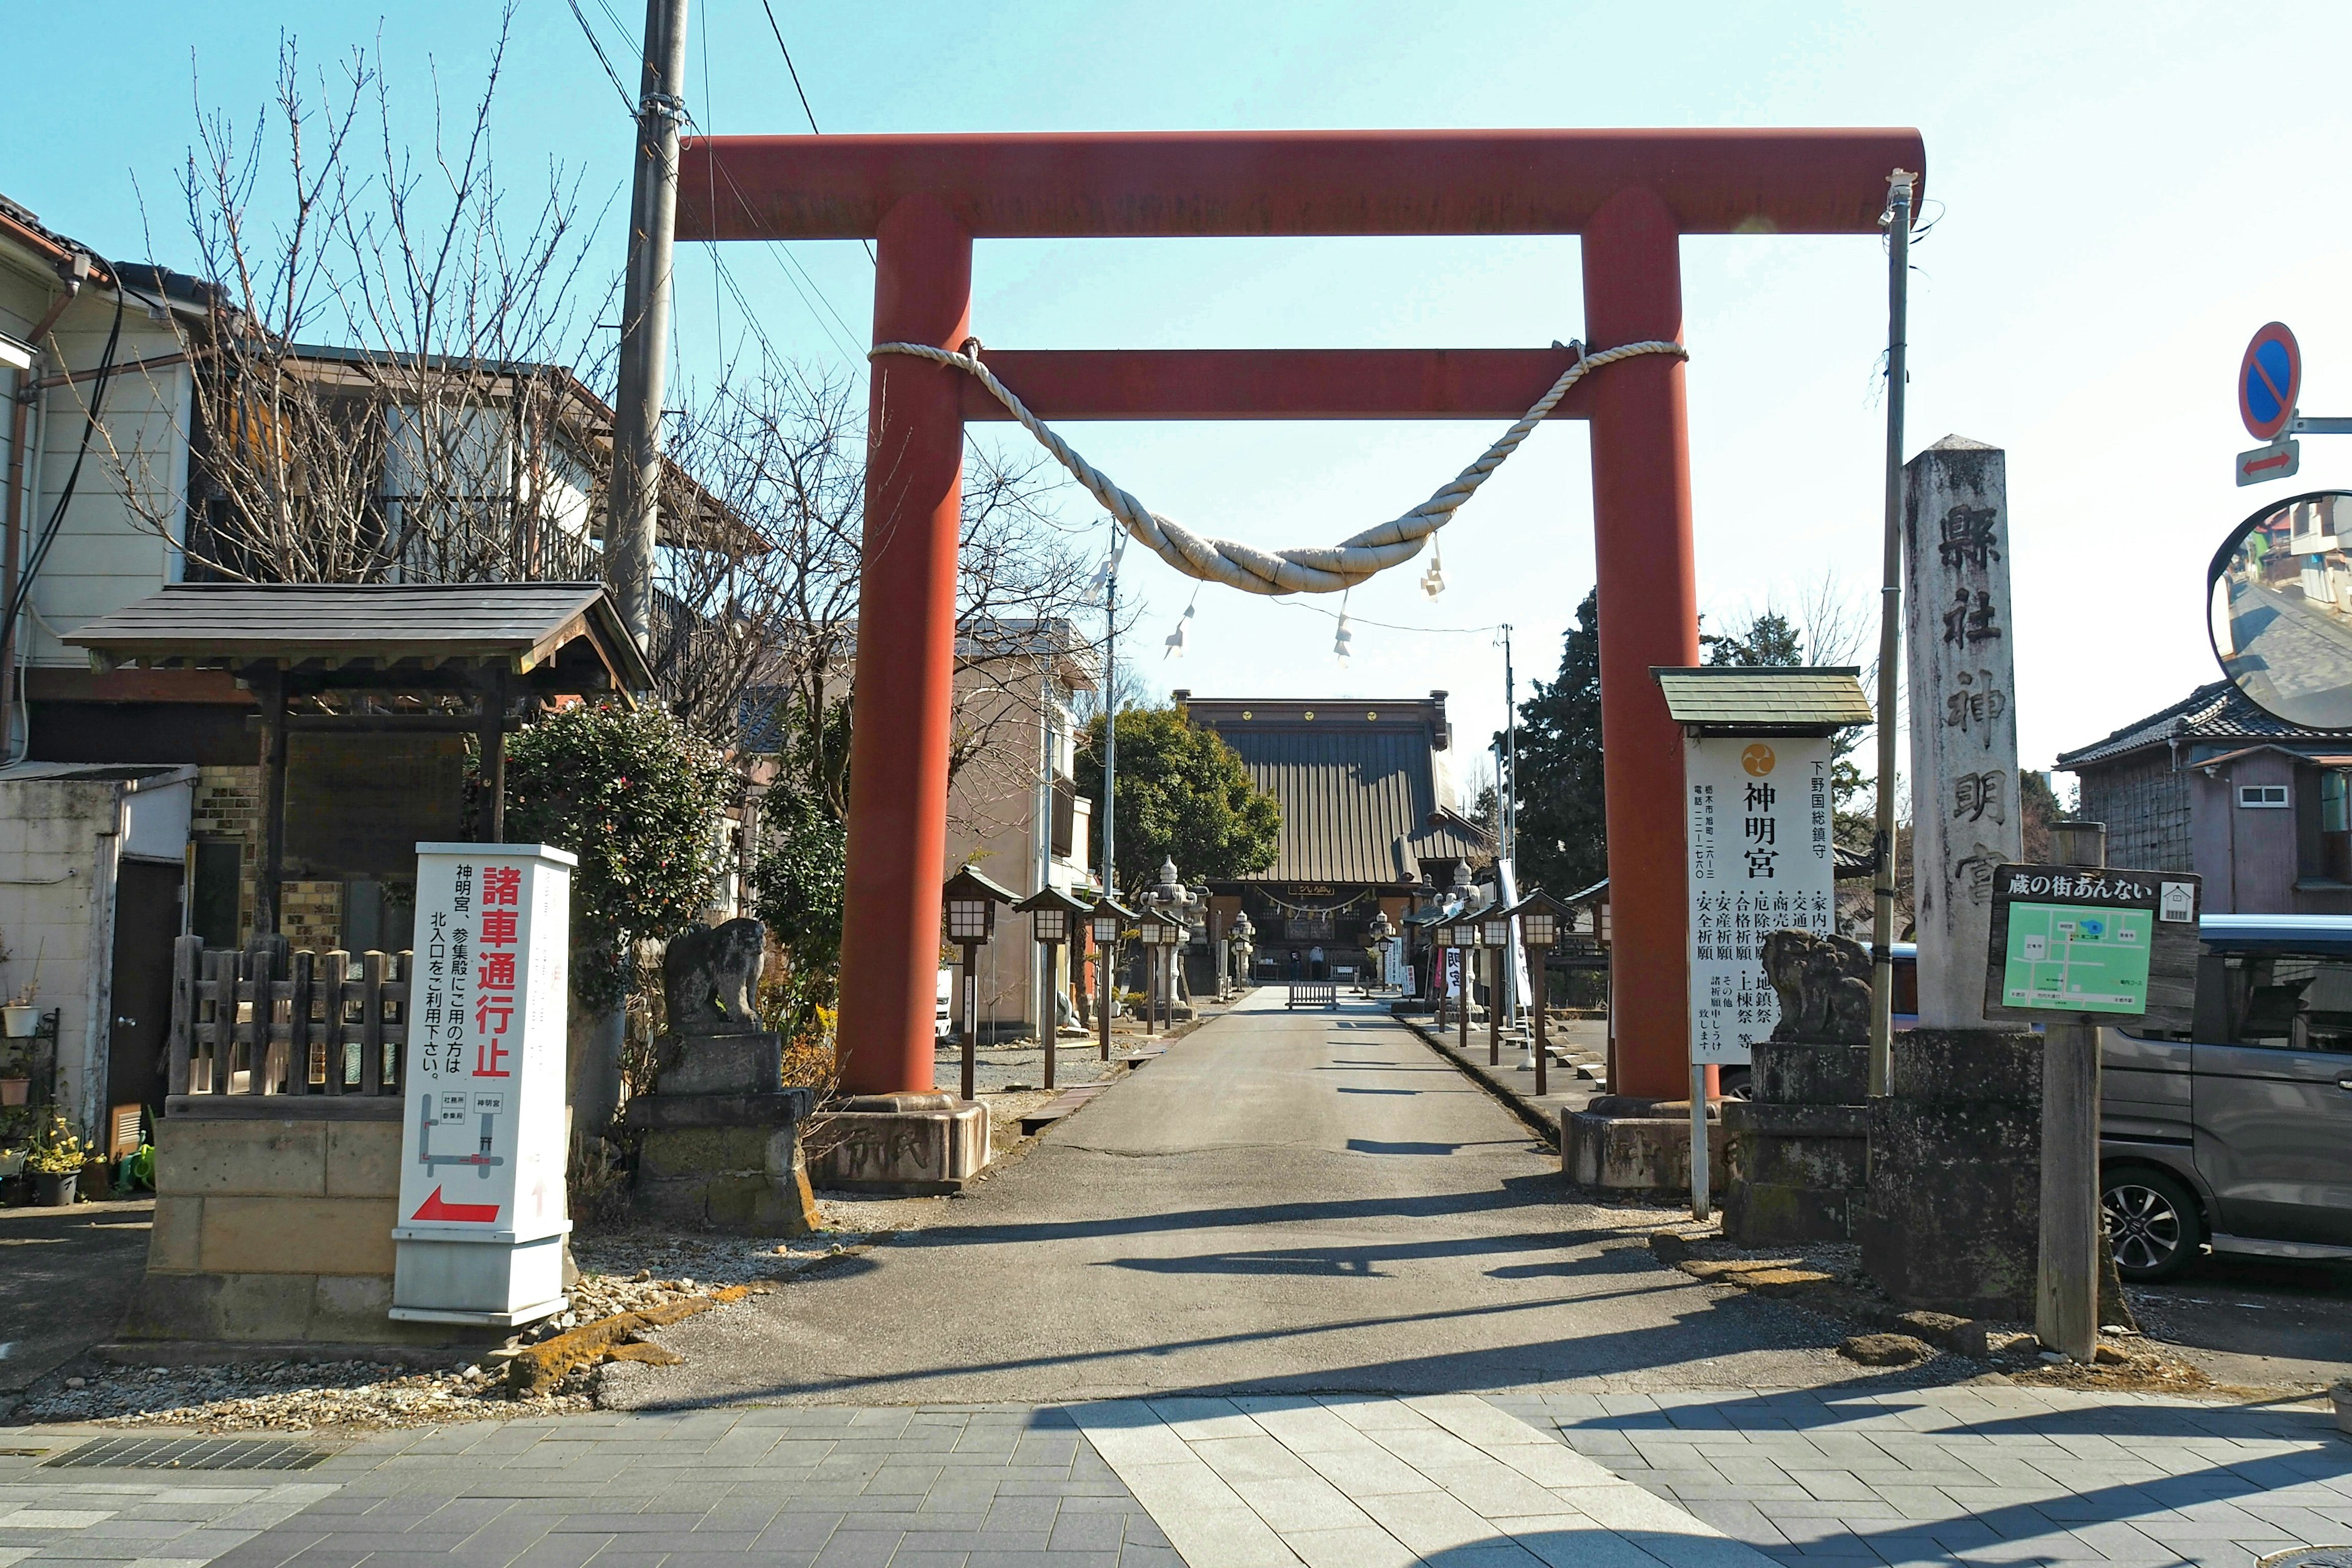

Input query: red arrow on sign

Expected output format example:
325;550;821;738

410;1186;500;1223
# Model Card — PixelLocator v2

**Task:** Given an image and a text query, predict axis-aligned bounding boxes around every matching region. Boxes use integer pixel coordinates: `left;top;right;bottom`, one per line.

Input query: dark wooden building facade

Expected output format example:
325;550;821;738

1174;691;1490;984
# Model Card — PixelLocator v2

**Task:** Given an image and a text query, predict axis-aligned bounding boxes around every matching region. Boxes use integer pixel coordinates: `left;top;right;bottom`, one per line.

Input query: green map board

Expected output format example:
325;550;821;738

1997;902;2154;1012
1982;863;2201;1031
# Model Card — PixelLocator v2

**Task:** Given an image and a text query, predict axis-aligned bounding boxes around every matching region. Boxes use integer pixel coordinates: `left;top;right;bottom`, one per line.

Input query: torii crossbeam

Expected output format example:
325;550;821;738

678;127;1924;1102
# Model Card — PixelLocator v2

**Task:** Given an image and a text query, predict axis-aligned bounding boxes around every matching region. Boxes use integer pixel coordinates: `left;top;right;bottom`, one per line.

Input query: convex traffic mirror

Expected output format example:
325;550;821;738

2209;490;2352;729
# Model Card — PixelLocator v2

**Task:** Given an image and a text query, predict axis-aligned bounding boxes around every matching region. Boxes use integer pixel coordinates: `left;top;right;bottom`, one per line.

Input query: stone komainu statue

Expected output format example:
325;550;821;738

663;918;767;1035
1762;928;1872;1044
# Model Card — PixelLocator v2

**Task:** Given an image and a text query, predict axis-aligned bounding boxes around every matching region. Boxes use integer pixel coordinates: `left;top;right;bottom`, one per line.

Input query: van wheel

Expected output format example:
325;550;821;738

2101;1167;2203;1282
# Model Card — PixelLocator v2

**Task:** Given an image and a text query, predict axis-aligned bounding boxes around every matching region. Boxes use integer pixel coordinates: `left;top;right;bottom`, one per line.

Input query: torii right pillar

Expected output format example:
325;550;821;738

1585;187;1700;1101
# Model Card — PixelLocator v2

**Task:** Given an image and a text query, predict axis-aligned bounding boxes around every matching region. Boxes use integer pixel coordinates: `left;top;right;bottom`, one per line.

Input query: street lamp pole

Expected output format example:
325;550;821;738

1505;891;1568;1099
943;866;1016;1104
1090;896;1131;1063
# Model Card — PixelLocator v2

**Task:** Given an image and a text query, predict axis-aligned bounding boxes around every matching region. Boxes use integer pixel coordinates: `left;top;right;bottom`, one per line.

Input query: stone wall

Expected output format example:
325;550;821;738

124;1108;459;1346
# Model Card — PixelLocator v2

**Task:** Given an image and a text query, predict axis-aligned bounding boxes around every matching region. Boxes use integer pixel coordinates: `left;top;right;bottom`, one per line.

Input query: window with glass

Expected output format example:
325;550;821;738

2221;952;2352;1053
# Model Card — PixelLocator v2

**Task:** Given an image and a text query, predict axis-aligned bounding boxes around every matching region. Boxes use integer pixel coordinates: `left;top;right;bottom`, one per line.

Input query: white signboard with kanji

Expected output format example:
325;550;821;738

396;843;575;1245
1686;735;1838;1065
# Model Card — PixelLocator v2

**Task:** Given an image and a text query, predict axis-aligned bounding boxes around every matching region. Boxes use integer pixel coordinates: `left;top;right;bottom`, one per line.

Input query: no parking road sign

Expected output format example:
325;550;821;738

2240;321;2301;442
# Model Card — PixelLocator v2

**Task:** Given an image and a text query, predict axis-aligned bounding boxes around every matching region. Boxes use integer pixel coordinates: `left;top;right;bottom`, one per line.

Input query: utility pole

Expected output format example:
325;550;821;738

1099;538;1121;1010
1868;168;1915;1096
606;0;691;658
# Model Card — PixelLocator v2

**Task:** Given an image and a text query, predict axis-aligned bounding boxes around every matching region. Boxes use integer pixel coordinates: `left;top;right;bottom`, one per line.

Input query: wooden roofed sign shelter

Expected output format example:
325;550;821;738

66;581;652;940
679;126;1926;1099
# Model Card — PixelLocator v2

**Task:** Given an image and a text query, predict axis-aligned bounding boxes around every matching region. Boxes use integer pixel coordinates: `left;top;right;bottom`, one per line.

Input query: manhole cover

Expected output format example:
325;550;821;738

2260;1550;2352;1568
43;1436;334;1471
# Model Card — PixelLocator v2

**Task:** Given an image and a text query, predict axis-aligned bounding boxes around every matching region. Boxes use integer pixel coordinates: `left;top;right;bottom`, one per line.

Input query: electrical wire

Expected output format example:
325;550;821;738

1268;597;1503;637
564;0;638;115
753;0;877;266
11;287;125;631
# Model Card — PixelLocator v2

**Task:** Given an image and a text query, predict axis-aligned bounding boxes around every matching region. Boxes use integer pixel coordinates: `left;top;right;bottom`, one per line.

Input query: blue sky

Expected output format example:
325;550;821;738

12;1;2352;801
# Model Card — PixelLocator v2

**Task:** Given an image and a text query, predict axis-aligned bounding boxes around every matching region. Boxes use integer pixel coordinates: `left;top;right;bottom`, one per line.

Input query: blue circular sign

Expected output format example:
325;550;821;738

2240;322;2301;442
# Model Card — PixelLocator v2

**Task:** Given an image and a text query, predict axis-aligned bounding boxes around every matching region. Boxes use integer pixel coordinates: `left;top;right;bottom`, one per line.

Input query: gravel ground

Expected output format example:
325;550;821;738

9;1193;966;1433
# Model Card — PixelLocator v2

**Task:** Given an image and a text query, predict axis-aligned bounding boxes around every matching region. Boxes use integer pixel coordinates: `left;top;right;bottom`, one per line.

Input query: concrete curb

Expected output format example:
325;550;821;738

1399;1016;1566;1148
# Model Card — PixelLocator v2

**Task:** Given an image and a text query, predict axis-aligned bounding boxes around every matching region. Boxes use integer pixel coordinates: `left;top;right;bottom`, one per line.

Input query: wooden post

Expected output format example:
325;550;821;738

167;933;201;1098
241;940;276;1095
360;949;388;1095
1099;935;1114;1062
2038;819;2107;1362
1529;945;1548;1097
960;939;981;1103
287;949;314;1094
318;949;350;1094
251;667;288;942
1041;938;1058;1092
1488;949;1502;1066
478;666;511;842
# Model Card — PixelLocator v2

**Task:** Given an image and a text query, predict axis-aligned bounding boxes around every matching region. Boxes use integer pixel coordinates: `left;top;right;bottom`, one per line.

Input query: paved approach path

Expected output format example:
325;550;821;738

607;992;1845;1411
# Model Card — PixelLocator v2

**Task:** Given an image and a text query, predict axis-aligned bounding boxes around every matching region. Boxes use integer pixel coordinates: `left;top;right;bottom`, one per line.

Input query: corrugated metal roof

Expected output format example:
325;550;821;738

1204;720;1487;884
64;581;652;690
1653;666;1872;732
2055;679;2327;770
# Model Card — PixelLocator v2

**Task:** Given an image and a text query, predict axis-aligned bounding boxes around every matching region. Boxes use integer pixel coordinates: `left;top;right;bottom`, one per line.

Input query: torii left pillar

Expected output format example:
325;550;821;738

835;192;968;1095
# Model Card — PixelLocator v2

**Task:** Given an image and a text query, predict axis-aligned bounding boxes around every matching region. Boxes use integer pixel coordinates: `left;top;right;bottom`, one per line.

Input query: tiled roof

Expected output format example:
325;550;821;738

2056;680;2321;770
65;581;654;690
1193;711;1488;885
1653;666;1873;733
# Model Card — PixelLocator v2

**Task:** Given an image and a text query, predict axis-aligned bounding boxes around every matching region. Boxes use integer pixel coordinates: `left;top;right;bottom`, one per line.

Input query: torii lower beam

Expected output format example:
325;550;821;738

678;129;1923;1104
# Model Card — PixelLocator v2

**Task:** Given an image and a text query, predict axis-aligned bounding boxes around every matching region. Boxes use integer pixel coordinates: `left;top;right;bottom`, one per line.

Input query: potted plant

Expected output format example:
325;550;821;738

3;938;44;1038
23;1110;84;1206
0;1041;25;1106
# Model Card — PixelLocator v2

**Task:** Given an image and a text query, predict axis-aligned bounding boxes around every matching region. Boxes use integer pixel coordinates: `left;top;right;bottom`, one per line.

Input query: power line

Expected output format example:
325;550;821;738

1268;596;1504;637
564;0;636;115
754;0;878;266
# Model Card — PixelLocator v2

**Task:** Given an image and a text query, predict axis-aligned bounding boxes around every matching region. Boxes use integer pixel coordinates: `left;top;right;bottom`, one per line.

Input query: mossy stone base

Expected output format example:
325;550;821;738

637;1124;818;1236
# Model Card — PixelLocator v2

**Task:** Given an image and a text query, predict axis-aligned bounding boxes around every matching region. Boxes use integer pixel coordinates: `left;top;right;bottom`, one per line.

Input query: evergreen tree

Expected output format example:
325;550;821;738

1513;589;1608;899
1074;706;1281;897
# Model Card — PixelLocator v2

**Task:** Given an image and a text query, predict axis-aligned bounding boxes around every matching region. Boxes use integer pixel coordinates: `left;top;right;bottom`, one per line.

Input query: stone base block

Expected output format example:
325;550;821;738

124;1106;496;1346
637;1125;818;1234
1724;1100;1868;1246
657;1031;782;1096
1563;1108;1728;1196
120;1268;499;1346
626;1088;818;1235
807;1093;989;1194
1860;1029;2041;1320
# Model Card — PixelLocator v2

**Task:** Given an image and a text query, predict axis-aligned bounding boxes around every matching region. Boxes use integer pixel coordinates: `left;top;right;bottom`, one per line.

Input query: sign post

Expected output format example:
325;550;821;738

1984;838;2201;1362
391;843;576;1327
2234;322;2318;487
1657;663;1871;1221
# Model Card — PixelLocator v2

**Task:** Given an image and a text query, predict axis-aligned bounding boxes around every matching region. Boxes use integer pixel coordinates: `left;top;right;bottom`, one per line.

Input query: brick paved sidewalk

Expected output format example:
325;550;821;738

1492;1385;2352;1568
2;1388;2345;1568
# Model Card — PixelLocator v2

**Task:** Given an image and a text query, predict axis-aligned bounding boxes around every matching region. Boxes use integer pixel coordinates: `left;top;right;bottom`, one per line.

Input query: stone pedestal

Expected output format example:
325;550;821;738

807;1092;990;1195
124;1099;496;1349
1724;1041;1869;1245
1563;1096;1727;1197
625;1028;818;1235
1860;1028;2041;1319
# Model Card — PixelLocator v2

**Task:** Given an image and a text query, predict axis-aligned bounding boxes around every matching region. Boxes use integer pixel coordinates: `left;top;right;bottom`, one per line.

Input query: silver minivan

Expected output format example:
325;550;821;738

2102;913;2352;1280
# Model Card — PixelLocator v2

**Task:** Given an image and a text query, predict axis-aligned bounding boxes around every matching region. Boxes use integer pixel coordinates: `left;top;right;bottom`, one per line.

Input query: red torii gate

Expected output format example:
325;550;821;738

677;128;1924;1102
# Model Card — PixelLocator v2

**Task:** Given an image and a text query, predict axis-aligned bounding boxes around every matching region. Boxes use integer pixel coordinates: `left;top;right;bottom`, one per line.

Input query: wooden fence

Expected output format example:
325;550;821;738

167;934;413;1099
